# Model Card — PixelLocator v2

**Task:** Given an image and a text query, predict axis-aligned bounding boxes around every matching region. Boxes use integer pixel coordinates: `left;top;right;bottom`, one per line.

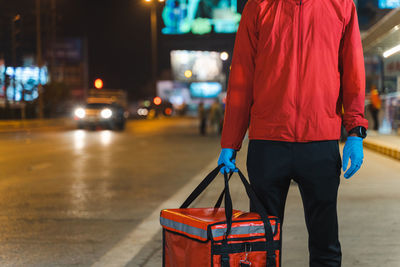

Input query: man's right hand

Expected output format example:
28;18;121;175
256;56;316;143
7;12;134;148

218;148;238;174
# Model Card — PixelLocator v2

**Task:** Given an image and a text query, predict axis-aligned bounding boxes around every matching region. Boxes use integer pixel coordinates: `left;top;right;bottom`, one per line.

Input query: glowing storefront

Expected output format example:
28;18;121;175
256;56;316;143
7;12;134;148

362;7;400;134
0;60;48;104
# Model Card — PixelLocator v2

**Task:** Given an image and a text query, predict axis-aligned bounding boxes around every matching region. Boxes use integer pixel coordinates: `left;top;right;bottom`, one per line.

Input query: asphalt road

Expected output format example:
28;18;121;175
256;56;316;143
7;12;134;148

0;117;399;267
0;118;221;266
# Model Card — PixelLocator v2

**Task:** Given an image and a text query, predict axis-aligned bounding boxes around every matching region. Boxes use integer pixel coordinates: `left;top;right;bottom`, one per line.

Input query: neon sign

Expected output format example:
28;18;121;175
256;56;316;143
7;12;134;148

162;0;241;35
378;0;400;8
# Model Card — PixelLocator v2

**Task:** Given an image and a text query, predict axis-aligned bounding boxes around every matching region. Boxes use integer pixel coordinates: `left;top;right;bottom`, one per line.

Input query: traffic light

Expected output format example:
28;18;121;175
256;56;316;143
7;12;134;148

94;78;103;89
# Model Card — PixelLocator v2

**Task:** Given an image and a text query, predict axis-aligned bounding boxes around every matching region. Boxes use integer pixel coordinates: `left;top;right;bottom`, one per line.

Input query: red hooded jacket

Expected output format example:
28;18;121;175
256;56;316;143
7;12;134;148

221;0;368;150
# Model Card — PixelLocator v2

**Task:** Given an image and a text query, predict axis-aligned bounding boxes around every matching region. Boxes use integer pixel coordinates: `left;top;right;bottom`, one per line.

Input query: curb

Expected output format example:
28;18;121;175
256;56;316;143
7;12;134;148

364;139;400;161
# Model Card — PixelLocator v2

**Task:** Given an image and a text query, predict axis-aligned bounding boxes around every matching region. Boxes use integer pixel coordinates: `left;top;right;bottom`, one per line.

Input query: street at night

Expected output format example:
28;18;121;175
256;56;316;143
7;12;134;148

0;118;398;266
1;0;400;266
0;118;221;266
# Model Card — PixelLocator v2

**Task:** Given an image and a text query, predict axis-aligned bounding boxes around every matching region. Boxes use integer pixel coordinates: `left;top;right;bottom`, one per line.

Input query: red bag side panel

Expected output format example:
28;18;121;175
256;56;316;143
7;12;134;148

164;230;211;267
211;219;281;242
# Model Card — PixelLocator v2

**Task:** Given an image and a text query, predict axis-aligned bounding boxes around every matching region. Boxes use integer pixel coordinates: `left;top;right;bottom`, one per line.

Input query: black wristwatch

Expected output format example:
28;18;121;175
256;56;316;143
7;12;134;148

348;126;367;139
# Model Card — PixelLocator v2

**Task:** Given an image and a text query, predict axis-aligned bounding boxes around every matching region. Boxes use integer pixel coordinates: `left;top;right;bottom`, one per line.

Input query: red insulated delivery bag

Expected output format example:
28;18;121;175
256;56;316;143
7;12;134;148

160;165;281;267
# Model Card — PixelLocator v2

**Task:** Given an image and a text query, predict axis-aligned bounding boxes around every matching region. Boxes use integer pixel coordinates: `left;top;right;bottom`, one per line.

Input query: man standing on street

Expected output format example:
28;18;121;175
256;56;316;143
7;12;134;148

218;0;368;266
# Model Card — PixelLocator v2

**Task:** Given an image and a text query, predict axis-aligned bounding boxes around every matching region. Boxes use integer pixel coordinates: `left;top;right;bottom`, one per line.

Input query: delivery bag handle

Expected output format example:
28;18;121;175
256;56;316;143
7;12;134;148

180;164;223;209
180;165;276;265
180;165;276;246
214;172;233;209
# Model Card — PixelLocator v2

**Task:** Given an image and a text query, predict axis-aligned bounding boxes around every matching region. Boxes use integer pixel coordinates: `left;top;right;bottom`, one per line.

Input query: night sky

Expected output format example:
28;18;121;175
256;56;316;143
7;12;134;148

62;0;155;98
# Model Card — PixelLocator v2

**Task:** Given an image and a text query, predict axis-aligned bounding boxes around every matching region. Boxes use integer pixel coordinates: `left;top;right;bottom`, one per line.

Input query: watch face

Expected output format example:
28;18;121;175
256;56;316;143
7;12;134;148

349;126;367;138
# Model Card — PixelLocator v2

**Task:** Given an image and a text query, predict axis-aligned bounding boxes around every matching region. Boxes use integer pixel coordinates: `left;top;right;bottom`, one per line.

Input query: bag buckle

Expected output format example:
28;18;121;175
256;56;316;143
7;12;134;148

240;243;252;266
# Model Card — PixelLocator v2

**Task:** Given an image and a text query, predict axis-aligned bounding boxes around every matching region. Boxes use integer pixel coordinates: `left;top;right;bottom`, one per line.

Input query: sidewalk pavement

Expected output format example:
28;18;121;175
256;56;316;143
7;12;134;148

128;139;400;267
363;130;400;160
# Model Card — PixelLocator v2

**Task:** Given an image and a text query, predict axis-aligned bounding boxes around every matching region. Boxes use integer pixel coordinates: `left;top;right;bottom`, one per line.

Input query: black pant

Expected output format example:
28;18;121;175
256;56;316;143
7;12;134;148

247;140;342;267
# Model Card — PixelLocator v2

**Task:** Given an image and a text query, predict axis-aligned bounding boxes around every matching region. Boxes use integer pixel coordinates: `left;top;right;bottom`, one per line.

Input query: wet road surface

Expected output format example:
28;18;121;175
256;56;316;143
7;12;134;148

0;118;220;266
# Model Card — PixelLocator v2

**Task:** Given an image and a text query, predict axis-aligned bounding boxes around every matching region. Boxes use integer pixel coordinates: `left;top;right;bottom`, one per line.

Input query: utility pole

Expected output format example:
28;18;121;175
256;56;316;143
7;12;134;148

36;0;44;119
50;0;56;83
11;14;20;102
145;0;164;96
150;4;158;96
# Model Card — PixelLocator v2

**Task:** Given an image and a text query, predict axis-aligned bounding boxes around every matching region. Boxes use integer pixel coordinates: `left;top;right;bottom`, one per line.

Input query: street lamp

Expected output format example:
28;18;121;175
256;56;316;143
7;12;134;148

144;0;165;96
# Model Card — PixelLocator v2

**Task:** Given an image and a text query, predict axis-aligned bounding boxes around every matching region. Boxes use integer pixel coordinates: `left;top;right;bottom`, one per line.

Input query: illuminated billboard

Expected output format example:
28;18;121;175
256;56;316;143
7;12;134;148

378;0;400;8
171;50;223;81
0;62;48;102
157;80;191;106
162;0;241;35
190;82;222;98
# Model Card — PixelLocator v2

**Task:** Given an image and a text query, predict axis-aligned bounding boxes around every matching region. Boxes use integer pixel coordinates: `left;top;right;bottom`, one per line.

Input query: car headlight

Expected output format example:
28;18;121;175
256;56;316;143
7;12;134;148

74;108;86;119
101;108;112;119
137;108;148;116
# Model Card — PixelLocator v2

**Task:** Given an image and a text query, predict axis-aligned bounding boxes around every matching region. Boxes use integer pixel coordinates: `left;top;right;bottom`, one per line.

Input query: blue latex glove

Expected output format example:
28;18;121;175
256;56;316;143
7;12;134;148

218;148;238;174
342;136;364;179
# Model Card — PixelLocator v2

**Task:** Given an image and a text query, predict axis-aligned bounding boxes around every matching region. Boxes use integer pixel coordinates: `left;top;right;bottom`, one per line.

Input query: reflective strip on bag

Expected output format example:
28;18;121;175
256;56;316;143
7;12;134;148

160;217;208;240
211;224;276;239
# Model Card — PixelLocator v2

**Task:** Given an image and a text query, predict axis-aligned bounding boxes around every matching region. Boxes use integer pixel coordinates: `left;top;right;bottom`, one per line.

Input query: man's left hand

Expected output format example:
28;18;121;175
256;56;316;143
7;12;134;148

342;136;364;179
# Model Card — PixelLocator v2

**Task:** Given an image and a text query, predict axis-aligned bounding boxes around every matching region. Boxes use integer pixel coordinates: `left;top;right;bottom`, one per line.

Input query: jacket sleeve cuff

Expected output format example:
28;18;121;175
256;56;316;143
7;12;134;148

221;141;242;151
344;119;369;133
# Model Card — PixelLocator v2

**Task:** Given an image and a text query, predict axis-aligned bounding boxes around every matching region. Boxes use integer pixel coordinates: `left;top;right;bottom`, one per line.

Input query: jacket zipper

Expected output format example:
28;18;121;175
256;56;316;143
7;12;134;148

295;0;302;141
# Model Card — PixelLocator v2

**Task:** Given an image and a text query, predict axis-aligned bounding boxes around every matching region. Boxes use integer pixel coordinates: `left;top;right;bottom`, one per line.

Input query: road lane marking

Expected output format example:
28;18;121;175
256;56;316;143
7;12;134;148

91;157;219;267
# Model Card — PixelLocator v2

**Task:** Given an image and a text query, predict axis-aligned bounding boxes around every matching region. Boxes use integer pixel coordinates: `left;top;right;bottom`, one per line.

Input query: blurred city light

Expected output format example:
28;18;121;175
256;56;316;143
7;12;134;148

100;108;112;119
190;82;222;98
3;66;47;101
379;0;400;8
184;70;192;78
74;108;86;119
137;108;149;116
171;50;222;81
165;107;172;115
161;0;240;34
383;44;400;58
94;78;103;89
220;52;229;61
153;96;162;105
144;100;151;107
